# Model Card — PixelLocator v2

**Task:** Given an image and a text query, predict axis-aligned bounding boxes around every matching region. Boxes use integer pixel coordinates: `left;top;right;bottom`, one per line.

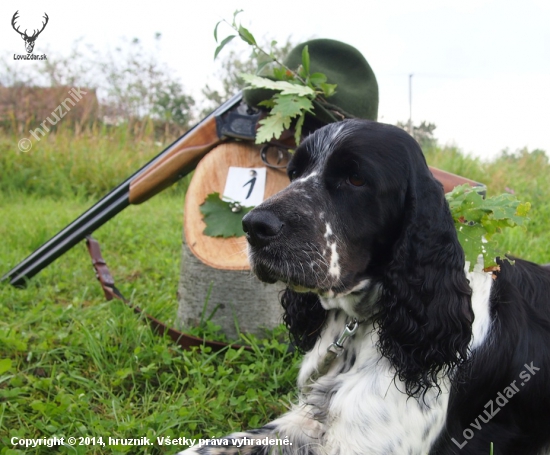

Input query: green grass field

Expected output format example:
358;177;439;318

1;127;549;454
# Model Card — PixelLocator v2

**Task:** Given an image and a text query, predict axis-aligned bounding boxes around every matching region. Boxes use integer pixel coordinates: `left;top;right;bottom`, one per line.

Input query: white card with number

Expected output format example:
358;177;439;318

222;167;267;207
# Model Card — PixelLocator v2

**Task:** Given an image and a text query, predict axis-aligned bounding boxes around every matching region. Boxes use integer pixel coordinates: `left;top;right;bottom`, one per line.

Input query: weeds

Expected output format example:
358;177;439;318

0;123;191;199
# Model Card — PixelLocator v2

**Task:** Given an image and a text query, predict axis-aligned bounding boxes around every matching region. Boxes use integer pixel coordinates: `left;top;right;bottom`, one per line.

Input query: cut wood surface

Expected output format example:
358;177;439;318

184;142;290;270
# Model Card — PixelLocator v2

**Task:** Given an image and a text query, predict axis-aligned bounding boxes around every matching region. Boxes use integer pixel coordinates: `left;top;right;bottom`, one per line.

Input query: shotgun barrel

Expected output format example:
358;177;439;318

3;92;248;287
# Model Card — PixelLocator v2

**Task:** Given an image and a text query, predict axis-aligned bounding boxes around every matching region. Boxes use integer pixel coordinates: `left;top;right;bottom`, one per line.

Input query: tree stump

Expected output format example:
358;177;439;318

177;142;289;340
177;241;284;340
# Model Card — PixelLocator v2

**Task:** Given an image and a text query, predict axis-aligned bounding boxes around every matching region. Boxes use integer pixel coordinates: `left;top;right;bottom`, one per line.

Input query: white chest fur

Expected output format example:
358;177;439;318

288;310;450;454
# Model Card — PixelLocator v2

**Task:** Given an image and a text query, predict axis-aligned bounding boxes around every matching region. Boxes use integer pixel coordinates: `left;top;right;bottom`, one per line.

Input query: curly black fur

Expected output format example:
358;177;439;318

374;164;473;396
281;289;327;353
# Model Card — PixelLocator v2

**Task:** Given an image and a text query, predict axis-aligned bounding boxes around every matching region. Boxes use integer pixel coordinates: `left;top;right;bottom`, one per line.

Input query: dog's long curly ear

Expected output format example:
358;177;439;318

376;146;473;397
281;289;327;353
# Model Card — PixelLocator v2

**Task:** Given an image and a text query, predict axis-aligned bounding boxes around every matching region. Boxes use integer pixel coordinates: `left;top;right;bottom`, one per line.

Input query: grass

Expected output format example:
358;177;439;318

0;127;300;454
0;122;187;200
0;191;300;455
1;126;549;454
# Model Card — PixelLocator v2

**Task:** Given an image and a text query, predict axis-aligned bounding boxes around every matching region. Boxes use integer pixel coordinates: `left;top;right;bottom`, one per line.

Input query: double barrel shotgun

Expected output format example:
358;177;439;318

2;92;482;287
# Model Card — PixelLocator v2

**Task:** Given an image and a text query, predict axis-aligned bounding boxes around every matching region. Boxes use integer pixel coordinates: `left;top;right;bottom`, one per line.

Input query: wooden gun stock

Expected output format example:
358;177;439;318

129;116;221;204
429;166;485;194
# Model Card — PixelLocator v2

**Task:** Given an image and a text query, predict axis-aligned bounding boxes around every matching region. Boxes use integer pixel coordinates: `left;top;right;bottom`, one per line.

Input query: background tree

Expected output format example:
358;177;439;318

397;120;437;149
98;36;194;128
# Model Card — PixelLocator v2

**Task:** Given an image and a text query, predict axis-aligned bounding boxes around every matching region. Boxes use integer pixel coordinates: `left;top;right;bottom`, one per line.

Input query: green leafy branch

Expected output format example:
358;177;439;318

214;10;293;76
214;10;337;145
446;185;531;272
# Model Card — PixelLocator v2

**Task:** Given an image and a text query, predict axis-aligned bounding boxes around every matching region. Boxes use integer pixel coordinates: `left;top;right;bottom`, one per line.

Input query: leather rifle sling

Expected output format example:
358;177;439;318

85;236;253;352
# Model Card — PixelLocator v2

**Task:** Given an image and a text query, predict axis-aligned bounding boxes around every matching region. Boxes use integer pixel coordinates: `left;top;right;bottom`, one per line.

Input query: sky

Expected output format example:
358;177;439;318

1;0;549;160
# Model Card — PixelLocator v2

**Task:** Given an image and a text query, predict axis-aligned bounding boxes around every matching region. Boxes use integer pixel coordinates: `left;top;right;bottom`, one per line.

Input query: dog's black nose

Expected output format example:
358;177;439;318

242;210;283;247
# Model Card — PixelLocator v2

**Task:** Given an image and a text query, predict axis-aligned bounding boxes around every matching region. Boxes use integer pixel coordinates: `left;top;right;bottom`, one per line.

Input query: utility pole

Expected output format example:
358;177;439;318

408;73;413;134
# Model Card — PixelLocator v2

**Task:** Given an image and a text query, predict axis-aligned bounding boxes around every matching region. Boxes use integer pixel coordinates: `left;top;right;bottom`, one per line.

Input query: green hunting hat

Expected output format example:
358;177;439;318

243;38;379;124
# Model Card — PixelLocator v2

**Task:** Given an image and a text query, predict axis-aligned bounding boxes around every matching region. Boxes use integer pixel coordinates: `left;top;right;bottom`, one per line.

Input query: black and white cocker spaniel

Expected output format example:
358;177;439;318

180;120;550;455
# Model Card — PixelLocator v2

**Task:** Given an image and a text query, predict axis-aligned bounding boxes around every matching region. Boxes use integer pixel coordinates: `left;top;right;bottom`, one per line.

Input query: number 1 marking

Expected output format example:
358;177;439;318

243;177;257;199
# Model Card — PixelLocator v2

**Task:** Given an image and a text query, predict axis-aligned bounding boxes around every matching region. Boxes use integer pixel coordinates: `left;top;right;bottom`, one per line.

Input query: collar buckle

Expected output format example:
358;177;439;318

327;318;360;356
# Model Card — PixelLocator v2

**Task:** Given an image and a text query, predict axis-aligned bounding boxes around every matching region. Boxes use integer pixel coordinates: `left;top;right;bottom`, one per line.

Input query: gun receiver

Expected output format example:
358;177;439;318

3;91;258;287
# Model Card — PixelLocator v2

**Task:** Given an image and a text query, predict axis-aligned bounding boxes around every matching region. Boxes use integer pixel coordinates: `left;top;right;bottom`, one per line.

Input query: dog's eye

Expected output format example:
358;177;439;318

288;169;298;181
347;173;366;187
